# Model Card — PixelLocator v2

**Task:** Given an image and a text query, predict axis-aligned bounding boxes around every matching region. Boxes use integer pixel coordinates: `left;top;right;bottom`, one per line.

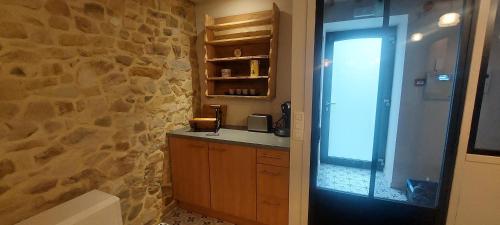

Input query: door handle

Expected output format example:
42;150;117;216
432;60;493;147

324;102;336;112
383;99;391;107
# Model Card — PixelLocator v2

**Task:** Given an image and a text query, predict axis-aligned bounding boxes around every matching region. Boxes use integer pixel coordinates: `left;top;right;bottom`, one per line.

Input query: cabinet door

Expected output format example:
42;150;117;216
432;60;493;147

257;164;289;225
209;142;256;220
169;137;211;208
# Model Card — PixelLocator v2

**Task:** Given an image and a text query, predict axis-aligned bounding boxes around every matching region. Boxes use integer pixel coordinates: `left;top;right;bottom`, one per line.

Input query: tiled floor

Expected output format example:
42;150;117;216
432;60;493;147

317;163;408;201
162;207;234;225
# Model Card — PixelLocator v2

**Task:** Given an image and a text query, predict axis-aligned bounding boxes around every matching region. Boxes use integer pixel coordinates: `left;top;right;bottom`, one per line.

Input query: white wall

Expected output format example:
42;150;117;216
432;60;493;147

447;0;500;224
194;0;292;126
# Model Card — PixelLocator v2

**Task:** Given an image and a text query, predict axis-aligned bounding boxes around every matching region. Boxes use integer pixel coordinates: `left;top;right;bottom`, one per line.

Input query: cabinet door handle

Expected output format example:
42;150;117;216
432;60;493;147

262;200;281;206
211;148;227;152
189;144;205;149
259;155;282;160
260;170;281;176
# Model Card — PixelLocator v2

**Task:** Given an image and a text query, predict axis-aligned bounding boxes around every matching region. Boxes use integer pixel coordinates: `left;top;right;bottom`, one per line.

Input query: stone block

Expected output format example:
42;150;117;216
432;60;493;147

129;66;162;79
59;34;89;46
27;179;58;194
34;145;65;164
0;159;15;179
75;16;100;34
54;101;74;115
0;0;43;9
42;47;77;59
0;103;19;119
44;0;70;17
25;78;58;91
29;28;53;45
0;50;41;63
0;79;27;100
94;116;112;127
101;72;127;86
0;22;28;39
60;127;98;146
138;24;153;35
48;15;69;30
117;40;144;56
84;3;105;20
115;55;134;66
110;99;132;112
131;32;147;44
8;139;45;152
100;22;116;35
62;169;107;189
23;101;55;121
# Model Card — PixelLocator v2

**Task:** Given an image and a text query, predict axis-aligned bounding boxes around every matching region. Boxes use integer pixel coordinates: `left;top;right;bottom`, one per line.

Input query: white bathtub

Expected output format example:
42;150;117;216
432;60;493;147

16;190;123;225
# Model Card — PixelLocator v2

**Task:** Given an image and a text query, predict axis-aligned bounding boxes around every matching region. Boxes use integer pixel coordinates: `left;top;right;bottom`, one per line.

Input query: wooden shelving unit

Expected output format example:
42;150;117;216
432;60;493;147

206;55;269;62
206;35;271;46
204;4;279;99
207;76;269;81
206;17;272;31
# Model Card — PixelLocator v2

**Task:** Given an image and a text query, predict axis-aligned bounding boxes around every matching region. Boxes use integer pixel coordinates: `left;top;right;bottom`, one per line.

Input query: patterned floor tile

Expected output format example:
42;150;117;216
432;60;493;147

162;208;234;225
317;163;408;201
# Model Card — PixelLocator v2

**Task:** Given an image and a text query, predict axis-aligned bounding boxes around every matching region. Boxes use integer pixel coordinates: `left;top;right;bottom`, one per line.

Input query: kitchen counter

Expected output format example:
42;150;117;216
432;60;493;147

167;127;290;150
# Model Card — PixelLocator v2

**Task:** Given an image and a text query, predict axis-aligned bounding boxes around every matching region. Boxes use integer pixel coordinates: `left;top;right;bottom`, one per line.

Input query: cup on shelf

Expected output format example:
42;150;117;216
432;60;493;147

242;89;249;95
236;89;242;95
221;69;231;77
249;89;256;96
229;89;235;95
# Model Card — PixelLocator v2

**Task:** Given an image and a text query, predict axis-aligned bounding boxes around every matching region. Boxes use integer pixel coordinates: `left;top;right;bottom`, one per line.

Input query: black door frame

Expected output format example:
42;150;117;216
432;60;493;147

309;0;475;224
319;28;397;171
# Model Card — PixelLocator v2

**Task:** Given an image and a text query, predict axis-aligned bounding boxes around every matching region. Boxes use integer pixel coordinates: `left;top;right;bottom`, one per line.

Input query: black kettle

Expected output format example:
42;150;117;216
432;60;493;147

274;101;291;137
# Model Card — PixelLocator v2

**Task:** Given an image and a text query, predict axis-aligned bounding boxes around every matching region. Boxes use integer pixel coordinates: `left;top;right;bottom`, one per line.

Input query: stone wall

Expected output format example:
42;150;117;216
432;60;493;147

0;0;199;224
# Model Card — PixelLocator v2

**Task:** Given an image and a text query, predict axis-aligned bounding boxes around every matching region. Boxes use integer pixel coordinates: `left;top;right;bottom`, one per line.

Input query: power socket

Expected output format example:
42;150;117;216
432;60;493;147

293;111;305;141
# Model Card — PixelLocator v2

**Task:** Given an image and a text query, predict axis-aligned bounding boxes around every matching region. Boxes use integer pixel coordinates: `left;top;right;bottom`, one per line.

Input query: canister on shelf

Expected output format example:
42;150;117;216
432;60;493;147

221;69;231;77
250;60;259;77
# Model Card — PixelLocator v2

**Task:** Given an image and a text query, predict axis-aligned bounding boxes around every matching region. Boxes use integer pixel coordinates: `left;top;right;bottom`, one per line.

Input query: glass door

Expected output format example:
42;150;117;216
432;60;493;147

318;28;395;197
309;0;473;224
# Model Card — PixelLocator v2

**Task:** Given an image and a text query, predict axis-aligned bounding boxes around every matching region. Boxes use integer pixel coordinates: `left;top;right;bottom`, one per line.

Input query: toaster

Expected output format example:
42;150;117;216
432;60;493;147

247;114;273;133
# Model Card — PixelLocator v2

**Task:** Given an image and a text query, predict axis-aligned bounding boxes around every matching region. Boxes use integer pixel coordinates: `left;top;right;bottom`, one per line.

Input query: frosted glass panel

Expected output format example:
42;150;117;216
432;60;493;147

328;38;382;161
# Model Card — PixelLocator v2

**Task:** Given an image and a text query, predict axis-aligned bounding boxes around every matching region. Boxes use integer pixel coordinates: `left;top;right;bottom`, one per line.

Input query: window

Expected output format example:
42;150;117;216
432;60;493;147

469;0;500;156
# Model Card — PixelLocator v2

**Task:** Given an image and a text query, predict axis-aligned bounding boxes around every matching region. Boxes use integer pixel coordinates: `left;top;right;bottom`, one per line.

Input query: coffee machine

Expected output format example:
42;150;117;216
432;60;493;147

274;101;291;137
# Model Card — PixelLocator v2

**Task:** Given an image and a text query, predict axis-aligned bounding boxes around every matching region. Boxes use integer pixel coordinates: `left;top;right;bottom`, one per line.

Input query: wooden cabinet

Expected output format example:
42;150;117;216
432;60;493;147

257;148;290;167
257;149;289;225
209;142;257;220
169;137;211;208
168;137;289;225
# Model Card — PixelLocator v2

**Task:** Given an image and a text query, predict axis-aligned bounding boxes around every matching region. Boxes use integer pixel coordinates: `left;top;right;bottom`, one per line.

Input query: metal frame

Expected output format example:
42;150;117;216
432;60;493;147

308;0;476;224
319;27;396;172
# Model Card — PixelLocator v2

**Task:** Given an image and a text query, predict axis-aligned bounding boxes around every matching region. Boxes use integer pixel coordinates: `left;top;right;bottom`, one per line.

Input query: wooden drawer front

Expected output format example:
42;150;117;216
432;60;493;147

257;196;288;225
169;137;211;208
257;164;289;199
209;142;257;220
257;149;289;167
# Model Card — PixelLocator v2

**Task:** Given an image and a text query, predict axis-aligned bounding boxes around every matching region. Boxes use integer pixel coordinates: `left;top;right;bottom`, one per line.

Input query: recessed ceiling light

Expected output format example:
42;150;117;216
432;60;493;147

438;12;461;27
411;33;423;42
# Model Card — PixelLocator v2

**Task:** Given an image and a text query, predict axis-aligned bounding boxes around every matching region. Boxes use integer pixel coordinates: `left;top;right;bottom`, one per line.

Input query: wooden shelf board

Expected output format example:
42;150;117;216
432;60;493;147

207;55;269;62
206;35;271;46
207;76;269;81
206;95;269;99
207;17;272;31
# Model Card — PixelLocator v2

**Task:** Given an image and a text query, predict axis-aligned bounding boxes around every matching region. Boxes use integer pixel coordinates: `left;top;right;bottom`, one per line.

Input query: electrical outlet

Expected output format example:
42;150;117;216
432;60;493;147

293;111;305;141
